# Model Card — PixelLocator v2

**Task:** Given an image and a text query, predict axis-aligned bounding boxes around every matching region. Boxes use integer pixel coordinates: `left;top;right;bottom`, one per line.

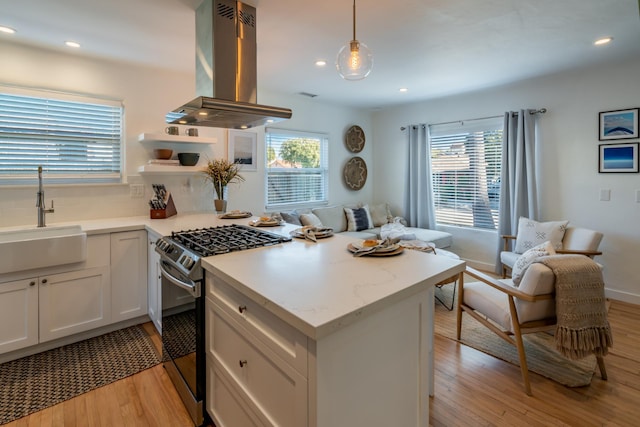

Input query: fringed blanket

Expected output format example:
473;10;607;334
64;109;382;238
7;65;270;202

536;255;613;360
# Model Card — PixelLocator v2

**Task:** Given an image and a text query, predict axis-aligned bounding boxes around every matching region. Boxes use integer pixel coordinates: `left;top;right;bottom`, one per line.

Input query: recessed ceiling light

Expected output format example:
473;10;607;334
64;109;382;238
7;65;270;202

594;37;613;46
315;60;327;67
65;41;81;48
0;26;16;34
399;88;408;93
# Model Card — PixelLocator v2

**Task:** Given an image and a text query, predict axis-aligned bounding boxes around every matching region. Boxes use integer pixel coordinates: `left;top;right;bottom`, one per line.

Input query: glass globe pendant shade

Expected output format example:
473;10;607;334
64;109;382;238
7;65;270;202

336;39;373;80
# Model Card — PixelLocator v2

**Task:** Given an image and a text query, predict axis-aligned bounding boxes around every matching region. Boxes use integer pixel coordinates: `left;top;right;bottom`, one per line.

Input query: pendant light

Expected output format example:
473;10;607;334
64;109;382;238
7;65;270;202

336;0;373;80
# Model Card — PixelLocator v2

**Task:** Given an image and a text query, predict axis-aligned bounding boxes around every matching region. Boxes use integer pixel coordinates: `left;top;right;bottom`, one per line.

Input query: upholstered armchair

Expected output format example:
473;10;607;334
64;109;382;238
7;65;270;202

501;219;603;278
458;258;610;395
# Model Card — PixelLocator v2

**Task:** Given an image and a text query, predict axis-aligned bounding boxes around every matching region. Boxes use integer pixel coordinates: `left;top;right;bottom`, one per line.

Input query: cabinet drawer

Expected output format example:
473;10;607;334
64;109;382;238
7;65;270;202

206;273;307;375
207;302;308;427
207;355;265;427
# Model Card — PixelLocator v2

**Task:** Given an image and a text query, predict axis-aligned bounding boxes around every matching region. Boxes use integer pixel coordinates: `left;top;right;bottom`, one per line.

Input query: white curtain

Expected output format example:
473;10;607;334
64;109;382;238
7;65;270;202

404;124;436;229
496;109;540;271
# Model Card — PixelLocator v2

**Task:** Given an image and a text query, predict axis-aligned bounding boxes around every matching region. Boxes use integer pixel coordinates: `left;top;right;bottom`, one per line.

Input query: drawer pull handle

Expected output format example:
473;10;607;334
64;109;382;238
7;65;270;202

238;305;247;314
239;359;247;368
41;279;48;284
29;281;36;287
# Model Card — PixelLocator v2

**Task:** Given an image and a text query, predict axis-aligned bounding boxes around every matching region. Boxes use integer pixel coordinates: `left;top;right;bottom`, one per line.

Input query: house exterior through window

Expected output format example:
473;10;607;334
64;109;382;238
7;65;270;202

429;117;503;230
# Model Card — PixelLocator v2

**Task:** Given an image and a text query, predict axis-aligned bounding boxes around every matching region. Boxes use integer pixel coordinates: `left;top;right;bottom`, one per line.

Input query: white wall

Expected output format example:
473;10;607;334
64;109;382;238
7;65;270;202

371;57;640;304
0;40;371;227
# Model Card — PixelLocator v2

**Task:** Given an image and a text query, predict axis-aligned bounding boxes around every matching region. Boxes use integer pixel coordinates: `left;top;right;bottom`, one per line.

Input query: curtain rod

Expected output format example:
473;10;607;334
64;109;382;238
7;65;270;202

400;108;547;131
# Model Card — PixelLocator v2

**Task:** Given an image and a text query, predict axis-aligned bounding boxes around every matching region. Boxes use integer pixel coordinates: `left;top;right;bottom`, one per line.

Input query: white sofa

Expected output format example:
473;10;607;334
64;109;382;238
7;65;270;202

279;203;453;249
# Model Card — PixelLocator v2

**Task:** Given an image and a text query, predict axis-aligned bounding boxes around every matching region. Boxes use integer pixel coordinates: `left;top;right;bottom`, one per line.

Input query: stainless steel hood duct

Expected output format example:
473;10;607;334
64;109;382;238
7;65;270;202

168;0;292;129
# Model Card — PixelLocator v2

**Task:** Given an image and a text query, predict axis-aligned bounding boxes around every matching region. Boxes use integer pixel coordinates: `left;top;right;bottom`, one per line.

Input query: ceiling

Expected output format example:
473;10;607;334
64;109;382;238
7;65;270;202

2;0;639;109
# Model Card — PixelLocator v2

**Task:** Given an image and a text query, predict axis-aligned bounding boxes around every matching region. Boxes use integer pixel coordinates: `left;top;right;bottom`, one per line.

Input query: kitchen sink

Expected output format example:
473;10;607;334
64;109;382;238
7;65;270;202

0;225;87;274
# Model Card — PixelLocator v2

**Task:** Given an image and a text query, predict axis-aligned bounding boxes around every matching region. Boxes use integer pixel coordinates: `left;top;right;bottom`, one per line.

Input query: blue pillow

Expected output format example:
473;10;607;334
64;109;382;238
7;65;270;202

344;205;373;231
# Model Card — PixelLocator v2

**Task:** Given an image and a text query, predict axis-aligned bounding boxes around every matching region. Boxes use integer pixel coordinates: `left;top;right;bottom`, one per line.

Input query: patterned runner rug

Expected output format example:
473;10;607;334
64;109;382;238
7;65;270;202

0;324;160;424
435;280;602;387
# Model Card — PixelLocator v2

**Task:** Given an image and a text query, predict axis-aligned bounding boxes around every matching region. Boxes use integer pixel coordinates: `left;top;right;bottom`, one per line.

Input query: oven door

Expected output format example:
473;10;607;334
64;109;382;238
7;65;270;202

160;260;205;426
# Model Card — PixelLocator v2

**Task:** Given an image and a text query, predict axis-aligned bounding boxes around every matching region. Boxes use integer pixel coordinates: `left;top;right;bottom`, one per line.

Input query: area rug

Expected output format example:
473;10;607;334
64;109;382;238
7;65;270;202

0;324;160;424
434;281;601;387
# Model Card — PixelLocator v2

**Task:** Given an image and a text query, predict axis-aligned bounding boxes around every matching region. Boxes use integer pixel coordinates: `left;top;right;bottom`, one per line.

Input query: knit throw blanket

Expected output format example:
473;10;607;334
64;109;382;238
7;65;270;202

536;255;613;360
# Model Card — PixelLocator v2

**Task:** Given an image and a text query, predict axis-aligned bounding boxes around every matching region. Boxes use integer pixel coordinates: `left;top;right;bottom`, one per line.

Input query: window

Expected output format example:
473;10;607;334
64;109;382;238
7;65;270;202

429;117;503;230
265;128;328;209
0;86;123;185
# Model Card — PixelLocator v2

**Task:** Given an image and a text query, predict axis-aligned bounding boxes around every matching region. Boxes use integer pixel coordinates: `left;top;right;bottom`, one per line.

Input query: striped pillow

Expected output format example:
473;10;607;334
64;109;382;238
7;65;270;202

344;205;373;232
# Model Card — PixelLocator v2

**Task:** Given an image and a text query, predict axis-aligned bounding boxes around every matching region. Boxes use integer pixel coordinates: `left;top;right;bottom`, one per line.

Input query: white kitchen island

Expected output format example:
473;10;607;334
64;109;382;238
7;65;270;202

201;224;465;427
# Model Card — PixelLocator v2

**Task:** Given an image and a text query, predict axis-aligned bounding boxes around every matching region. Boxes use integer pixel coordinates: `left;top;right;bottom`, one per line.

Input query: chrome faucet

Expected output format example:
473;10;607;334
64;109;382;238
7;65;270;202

36;166;54;227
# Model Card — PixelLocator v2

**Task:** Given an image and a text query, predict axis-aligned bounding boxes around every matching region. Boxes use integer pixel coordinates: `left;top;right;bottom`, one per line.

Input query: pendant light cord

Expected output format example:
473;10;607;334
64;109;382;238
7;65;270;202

352;0;357;41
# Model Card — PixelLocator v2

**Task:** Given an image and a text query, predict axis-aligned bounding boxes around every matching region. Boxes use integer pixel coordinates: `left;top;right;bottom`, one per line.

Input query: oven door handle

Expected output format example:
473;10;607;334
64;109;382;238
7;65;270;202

159;262;201;298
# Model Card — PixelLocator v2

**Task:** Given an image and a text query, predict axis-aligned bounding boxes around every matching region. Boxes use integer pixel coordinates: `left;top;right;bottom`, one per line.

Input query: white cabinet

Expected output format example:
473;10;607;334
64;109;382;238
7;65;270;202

147;231;162;333
0;233;112;350
39;266;111;342
206;274;308;427
110;230;148;322
0;278;38;353
0;230;151;355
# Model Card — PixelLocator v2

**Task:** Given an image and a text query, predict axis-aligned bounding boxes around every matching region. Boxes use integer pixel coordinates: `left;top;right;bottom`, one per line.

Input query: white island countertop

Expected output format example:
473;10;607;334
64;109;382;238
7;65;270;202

201;225;465;340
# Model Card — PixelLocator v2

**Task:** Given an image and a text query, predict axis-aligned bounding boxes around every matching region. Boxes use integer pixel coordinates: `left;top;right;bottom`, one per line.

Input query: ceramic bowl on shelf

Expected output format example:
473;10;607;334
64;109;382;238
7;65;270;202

153;148;173;160
178;152;200;166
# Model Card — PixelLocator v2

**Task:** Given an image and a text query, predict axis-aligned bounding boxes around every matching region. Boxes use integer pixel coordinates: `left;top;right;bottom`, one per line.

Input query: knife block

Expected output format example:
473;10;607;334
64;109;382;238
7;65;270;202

150;192;177;219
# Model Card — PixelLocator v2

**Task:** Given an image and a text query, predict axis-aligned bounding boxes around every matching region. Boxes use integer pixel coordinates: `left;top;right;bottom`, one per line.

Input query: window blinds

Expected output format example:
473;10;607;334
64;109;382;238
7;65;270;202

0;88;123;184
265;128;328;209
429;117;503;230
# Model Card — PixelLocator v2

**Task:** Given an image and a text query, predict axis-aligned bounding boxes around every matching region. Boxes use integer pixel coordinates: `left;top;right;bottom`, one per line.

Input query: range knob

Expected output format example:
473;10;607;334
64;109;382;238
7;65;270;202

179;255;194;270
156;239;170;252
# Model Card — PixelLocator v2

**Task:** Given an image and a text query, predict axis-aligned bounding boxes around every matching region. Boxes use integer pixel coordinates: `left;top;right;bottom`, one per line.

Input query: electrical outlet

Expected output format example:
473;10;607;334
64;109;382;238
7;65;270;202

130;184;144;198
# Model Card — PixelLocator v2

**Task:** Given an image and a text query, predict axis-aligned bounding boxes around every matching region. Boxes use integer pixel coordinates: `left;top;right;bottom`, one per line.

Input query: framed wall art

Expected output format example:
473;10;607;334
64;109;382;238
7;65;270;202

228;130;257;171
598;143;639;173
599;108;639;140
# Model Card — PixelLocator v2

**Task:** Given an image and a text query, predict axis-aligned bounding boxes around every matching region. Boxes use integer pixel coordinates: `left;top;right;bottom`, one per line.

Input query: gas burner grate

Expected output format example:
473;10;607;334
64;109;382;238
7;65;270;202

171;224;290;257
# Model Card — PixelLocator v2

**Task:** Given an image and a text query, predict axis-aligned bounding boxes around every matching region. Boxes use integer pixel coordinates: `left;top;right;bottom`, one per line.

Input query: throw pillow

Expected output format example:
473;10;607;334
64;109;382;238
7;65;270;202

514;217;568;254
511;241;556;286
312;206;348;232
344;205;374;232
299;213;323;228
280;211;302;225
369;203;393;227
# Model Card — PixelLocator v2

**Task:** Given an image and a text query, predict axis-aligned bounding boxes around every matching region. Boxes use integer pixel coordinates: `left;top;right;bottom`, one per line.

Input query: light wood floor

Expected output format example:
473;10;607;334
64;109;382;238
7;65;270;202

5;299;639;426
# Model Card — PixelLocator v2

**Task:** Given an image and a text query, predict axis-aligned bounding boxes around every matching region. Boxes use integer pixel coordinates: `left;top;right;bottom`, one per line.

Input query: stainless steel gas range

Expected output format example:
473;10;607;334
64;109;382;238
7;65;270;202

155;224;291;426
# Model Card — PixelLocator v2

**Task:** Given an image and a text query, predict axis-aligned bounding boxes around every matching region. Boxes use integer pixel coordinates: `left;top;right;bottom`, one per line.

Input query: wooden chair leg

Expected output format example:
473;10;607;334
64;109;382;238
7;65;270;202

509;296;532;396
456;273;464;340
596;356;608;380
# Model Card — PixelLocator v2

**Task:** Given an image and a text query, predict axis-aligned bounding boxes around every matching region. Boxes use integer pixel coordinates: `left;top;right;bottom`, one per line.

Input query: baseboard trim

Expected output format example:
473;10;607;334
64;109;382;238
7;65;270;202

605;288;640;306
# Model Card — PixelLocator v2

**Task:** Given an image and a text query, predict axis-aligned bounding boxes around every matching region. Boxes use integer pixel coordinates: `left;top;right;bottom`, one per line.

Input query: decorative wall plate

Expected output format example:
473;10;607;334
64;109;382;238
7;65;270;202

345;125;365;153
343;156;367;190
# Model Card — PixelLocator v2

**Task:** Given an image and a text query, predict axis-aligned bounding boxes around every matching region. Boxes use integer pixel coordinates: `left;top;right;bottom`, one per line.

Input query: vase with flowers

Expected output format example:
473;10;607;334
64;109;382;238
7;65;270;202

202;158;245;213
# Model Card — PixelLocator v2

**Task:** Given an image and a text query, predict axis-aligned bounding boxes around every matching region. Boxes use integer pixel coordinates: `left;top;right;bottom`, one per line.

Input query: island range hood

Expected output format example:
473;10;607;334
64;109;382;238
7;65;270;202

168;0;292;129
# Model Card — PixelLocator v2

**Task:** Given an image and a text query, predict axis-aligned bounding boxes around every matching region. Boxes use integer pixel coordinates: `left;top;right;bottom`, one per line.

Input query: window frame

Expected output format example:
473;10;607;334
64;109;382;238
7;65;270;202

0;85;124;186
264;127;329;211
